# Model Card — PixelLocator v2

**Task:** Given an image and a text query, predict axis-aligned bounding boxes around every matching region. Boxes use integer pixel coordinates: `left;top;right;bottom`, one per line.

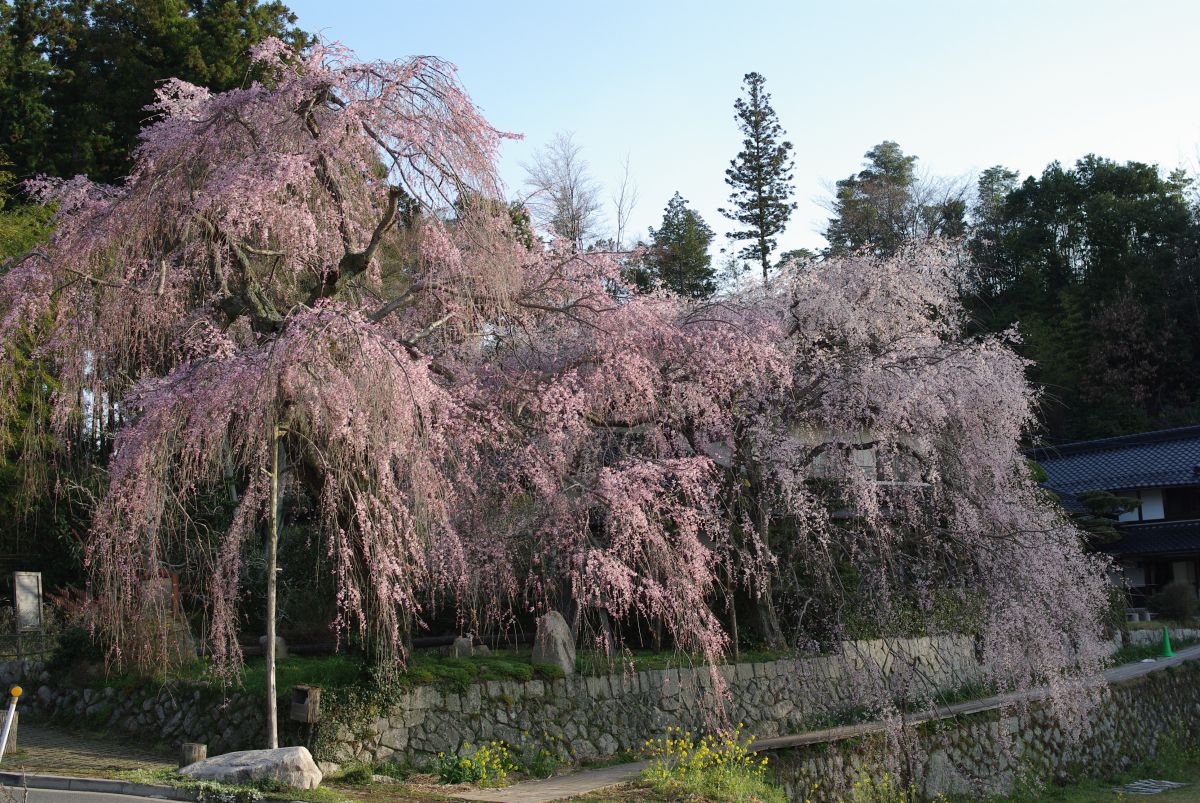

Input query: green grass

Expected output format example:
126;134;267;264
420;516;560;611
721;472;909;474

637;771;788;803
574;647;791;676
115;767;352;802
235;654;367;694
92;649;558;698
992;735;1200;802
159;645;796;698
109;765;458;803
1109;638;1198;667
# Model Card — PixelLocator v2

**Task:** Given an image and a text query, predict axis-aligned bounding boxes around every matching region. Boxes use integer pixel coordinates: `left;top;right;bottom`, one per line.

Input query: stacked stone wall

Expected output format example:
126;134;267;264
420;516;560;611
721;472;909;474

768;660;1200;800
2;658;265;755
3;628;1190;780
319;635;982;765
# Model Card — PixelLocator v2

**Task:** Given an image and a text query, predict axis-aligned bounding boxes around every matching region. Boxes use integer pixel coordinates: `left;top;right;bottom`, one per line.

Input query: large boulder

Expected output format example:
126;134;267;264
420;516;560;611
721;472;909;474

531;610;576;675
179;746;322;790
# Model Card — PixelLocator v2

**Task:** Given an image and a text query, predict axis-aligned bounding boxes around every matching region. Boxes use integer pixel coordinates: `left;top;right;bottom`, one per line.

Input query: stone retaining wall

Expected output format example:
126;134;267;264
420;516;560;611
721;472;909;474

2;628;1183;770
3;658;266;755
1127;626;1200;647
768;659;1200;800
319;635;983;765
0;635;982;763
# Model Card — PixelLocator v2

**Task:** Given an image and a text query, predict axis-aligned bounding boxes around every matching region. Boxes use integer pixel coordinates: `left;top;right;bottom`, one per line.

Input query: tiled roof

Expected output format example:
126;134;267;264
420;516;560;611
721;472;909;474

1102;520;1200;557
1030;425;1200;495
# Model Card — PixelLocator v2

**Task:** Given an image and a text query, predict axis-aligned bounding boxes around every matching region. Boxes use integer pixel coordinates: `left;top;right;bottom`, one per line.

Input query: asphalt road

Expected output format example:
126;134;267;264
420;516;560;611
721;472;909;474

0;790;175;802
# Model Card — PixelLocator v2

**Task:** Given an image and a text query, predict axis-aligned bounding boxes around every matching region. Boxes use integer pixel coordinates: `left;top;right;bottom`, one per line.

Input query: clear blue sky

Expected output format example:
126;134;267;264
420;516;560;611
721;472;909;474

287;0;1200;253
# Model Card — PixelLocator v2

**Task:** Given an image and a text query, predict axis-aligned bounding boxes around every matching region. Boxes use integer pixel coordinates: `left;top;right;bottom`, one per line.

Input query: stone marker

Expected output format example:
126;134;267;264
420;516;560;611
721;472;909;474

451;636;473;657
258;635;288;660
531;610;576;675
178;746;323;790
13;572;42;632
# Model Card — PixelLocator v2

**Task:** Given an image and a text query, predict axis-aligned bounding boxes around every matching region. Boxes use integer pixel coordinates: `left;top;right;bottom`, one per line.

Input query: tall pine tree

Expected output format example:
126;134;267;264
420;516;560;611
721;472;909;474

720;72;795;285
637;192;716;299
824;140;966;257
0;0;310;183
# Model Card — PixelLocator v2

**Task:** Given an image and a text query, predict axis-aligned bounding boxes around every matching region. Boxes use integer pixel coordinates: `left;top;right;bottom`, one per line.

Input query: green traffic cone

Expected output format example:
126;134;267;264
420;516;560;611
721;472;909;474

1161;626;1175;658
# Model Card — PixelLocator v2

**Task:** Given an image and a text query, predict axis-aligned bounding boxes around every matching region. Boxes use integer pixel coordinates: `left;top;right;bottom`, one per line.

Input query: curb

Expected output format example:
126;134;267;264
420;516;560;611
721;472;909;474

0;771;197;800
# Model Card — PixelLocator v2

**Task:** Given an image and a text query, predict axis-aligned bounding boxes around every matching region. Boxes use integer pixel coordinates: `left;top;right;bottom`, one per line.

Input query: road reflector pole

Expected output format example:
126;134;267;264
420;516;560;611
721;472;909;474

0;685;22;763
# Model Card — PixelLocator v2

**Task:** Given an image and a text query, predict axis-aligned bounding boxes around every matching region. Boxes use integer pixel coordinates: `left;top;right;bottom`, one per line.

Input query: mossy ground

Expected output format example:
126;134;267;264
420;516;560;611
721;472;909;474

116;766;455;802
75;646;793;701
996;739;1200;802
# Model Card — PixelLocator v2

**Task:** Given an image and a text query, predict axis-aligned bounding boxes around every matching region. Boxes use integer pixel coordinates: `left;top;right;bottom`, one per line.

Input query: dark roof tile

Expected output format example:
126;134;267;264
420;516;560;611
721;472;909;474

1031;425;1200;495
1103;520;1200;557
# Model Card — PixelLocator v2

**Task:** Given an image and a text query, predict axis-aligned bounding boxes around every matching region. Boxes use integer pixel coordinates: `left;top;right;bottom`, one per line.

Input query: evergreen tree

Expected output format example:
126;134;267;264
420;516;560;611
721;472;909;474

967;165;1020;296
0;0;310;183
638;192;716;299
0;150;51;260
966;155;1200;440
0;0;55;181
824;140;966;256
720;72;795;285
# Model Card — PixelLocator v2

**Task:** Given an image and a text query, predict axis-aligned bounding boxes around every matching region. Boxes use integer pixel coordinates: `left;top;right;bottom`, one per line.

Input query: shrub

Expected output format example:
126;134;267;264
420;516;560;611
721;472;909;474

639;725;785;802
844;772;920;803
842;771;949;802
192;782;264;803
1149;582;1198;621
45;626;105;680
431;741;518;787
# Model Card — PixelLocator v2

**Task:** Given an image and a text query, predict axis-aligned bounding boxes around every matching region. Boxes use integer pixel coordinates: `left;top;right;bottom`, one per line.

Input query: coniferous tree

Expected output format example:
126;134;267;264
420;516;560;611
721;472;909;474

965;156;1200;440
720;72;795;285
0;0;55;181
824;141;967;257
638;192;716;299
0;0;310;183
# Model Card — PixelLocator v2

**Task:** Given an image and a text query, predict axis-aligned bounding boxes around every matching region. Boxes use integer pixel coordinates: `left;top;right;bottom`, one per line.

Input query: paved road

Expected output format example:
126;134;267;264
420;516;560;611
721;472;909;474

0;789;176;803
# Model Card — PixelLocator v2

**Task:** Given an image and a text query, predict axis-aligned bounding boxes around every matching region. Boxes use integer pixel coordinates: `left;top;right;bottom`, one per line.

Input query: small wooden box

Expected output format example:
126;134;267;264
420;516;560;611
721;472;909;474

290;685;321;723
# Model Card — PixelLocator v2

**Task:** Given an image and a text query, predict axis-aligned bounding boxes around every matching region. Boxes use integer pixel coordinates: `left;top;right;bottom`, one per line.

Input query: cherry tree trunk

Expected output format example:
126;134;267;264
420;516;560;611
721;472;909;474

755;497;787;650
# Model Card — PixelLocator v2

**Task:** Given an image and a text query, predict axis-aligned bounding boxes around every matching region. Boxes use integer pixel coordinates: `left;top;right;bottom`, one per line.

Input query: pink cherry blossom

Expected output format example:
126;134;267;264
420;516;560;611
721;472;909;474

0;39;1107;739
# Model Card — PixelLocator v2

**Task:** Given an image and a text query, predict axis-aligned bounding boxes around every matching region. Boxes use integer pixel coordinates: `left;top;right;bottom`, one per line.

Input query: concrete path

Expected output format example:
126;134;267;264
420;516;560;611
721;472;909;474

453;761;647;802
452;643;1200;803
3;719;174;777
0;721;184;801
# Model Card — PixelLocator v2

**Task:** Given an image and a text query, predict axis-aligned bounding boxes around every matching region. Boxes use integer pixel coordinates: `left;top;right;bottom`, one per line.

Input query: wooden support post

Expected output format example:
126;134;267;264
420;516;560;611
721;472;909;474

180;742;206;767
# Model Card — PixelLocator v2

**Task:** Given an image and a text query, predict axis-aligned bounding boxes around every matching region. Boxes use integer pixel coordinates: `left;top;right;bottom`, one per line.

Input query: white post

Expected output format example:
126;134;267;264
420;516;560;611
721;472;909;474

0;686;22;763
266;428;281;749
